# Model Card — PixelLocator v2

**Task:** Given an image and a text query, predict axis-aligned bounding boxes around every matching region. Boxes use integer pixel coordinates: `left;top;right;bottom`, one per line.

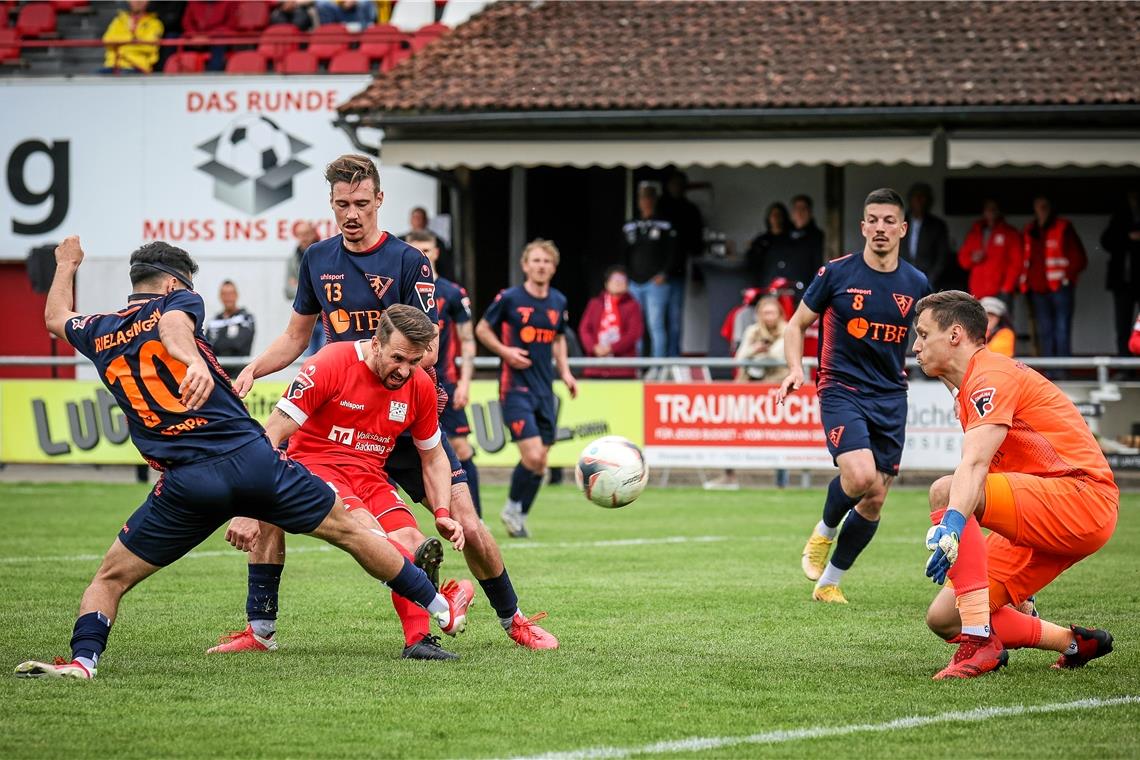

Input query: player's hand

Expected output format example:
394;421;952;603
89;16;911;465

594;344;611;357
225;517;261;552
179;358;215;410
503;347;532;370
452;381;469;409
925;509;966;584
563;372;578;399
778;366;804;403
54;236;85;268
232;365;256;398
435;516;465;551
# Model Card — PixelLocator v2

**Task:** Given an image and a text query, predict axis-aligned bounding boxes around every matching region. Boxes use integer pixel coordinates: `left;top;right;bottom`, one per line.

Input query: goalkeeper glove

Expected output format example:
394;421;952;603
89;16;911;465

925;509;966;585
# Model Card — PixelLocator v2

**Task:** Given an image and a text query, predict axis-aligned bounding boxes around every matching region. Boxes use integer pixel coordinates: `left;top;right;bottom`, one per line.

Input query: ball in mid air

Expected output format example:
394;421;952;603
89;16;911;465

575;436;649;509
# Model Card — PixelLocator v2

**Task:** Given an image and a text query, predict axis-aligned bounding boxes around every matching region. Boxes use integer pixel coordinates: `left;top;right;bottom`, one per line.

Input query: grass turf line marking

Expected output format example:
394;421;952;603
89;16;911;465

508;695;1140;760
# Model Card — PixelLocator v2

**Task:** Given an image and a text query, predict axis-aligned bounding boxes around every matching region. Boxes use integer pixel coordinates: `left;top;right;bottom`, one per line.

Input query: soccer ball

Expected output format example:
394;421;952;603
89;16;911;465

214;115;292;178
575;436;649;509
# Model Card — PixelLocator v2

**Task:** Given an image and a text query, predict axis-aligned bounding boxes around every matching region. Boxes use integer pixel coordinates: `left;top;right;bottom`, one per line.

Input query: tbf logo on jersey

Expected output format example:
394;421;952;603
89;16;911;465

970;387;997;418
389;401;408;423
287;364;317;400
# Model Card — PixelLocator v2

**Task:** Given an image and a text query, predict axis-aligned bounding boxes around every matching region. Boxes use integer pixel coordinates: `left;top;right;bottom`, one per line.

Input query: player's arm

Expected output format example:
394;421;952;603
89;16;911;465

453;321;476;408
778;300;820;402
158;309;214;411
44;236;84;339
476;317;531;369
263;406;302;449
419;440;464;551
233;310;318;397
553;333;578;399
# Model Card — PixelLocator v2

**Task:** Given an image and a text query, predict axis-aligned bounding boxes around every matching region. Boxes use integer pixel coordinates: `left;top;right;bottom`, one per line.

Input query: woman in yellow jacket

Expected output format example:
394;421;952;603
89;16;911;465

981;296;1015;357
101;1;164;74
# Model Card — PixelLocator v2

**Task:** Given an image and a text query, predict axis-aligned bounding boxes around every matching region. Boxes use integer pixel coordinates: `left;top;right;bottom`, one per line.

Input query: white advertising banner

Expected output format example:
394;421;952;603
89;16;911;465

900;380;963;471
0;76;434;260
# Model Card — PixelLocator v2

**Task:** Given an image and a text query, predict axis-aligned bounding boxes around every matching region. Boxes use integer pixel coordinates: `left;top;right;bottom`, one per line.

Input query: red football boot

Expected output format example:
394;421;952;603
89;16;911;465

507;611;559;650
1052;625;1113;669
206;624;277;654
933;633;1007;680
436;579;475;637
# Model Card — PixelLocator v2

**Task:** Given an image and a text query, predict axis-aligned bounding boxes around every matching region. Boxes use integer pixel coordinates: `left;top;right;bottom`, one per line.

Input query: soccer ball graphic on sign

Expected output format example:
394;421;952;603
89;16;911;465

575;436;649;509
196;114;311;215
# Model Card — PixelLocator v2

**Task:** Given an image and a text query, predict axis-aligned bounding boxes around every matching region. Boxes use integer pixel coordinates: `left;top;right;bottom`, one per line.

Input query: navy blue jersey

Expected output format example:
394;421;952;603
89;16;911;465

802;253;931;395
435;276;471;386
481;285;568;398
64;289;263;468
294;232;439;342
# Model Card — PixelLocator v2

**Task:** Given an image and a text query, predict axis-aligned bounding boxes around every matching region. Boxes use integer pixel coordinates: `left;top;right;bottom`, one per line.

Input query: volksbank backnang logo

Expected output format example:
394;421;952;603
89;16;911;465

196;114;311;214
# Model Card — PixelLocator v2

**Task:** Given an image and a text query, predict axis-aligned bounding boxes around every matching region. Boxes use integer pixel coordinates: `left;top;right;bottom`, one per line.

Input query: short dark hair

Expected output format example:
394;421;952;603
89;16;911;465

220;279;236;288
411;206;428;217
908;182;934;203
324;154;380;193
405;230;437;246
376;304;436;349
604;264;628;280
791;194;813;210
128;241;198;287
914;290;988;345
863;188;905;214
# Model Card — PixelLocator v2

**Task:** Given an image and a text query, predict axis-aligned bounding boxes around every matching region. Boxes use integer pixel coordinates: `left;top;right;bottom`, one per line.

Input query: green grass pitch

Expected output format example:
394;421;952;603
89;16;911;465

1;481;1138;758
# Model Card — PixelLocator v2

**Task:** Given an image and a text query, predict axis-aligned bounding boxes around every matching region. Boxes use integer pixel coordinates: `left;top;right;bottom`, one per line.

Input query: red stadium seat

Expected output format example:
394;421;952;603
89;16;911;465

0;28;20;61
225;50;268;74
50;0;90;11
16;2;57;37
381;45;410;72
278;49;318;74
234;0;269;34
359;24;402;62
417;22;448;38
306;22;349;60
163;50;207;73
327;49;370;74
257;23;300;65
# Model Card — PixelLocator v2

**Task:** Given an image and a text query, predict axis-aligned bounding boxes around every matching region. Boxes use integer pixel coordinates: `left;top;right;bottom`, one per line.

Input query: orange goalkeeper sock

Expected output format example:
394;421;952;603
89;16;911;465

956;589;991;638
1038;619;1078;654
990;605;1041;649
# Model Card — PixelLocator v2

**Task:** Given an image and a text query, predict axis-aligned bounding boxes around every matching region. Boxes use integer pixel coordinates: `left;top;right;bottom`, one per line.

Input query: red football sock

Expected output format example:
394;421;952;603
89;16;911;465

990;606;1042;649
389;542;431;647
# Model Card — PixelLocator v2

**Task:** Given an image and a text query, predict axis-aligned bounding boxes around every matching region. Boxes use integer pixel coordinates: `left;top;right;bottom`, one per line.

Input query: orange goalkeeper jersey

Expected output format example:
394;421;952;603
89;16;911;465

957;349;1116;492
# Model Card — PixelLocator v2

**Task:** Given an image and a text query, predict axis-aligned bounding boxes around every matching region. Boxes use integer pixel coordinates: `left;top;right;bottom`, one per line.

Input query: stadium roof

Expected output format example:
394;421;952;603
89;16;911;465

340;0;1140;123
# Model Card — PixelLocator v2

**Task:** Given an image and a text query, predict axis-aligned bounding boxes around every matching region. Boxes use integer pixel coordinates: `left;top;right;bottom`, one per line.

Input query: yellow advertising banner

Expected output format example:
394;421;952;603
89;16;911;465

0;379;644;467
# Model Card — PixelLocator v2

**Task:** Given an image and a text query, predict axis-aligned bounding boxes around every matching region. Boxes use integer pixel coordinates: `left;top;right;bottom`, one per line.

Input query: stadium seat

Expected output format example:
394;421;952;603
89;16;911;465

163;50;207;73
233;0;269;34
359;24;402;62
16;2;57;37
225;49;268;74
257;23;300;65
417;22;449;38
306;22;350;60
50;0;90;11
327;49;370;74
278;49;318;74
381;45;410;72
0;28;19;61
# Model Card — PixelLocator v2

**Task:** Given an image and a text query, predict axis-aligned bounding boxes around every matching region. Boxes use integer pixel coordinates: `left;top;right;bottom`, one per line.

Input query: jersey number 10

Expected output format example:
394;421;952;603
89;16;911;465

103;340;189;428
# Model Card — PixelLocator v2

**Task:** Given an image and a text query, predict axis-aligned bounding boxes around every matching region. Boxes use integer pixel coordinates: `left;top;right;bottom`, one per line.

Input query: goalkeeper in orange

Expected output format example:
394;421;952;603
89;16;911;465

912;290;1117;680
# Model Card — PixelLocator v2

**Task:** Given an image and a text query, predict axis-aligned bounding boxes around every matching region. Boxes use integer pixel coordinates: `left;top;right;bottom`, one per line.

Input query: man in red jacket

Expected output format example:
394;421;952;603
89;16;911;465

1021;196;1087;356
958;199;1022;301
578;266;644;379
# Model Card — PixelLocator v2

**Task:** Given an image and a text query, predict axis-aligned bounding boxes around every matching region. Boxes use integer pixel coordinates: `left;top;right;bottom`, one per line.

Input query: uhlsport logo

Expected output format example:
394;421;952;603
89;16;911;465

196;114;311;214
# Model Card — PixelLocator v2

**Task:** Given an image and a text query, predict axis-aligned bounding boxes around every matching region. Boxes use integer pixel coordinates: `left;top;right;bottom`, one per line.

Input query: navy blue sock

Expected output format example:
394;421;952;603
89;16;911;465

246;563;283;624
70;611;111;666
822;476;860;529
830;510;880;570
478;569;519;621
461;458;482;517
386;557;438;609
509;463;544;515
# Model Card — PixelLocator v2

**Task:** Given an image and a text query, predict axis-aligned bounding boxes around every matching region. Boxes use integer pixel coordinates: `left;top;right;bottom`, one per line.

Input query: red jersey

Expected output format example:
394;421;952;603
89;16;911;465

276;341;441;476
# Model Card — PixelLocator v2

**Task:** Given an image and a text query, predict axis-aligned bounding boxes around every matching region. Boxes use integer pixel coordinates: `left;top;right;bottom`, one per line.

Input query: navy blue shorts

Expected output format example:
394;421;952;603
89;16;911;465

502;390;556;445
439;382;471;438
819;388;907;476
384;433;467;505
119;437;335;567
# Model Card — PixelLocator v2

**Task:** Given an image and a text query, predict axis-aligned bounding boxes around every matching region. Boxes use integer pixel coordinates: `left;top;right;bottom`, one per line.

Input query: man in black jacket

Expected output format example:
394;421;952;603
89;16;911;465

623;183;679;358
904;183;964;291
206;280;256;377
657;171;704;355
789;195;825;271
1101;188;1140;355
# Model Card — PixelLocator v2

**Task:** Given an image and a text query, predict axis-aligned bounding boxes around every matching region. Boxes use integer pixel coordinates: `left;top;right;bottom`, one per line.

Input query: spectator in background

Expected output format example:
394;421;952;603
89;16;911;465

1100;189;1140;356
316;0;376;28
657;170;704;356
271;0;319;31
748;202;816;301
99;1;164;74
1128;312;1140;356
182;0;239;71
207;280;256;377
578;266;644;379
623;183;679;358
734;296;789;384
904;183;961;291
981;296;1015;357
402;206;453;280
284;222;324;357
788;194;824;269
957;198;1021;302
1022;195;1087;357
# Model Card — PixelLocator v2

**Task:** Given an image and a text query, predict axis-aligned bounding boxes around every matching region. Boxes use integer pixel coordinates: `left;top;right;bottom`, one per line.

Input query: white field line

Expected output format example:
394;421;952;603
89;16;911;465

0;535;733;565
506;696;1140;760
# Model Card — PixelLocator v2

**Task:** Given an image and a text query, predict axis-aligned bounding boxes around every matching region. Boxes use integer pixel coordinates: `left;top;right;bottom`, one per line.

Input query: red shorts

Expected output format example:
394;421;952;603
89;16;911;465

981;472;1118;607
304;463;418;532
